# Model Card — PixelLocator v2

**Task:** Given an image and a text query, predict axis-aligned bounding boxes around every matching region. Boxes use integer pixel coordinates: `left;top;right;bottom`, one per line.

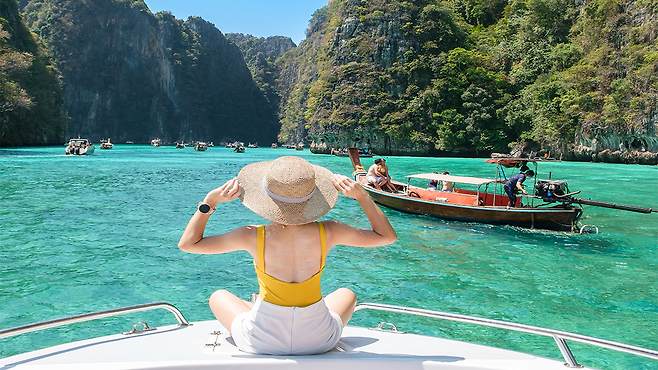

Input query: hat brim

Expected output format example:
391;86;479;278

237;161;338;225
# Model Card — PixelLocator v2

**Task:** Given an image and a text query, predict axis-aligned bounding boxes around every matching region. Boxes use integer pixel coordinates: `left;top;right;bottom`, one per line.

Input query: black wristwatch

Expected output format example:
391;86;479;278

198;202;215;215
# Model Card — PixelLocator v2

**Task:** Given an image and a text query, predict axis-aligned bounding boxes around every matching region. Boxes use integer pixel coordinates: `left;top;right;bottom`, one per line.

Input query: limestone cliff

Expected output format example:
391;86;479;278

0;0;66;146
17;0;279;144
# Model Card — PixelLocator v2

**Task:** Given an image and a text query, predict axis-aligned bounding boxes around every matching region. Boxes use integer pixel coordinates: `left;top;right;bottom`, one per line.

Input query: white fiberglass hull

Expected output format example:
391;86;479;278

0;320;591;370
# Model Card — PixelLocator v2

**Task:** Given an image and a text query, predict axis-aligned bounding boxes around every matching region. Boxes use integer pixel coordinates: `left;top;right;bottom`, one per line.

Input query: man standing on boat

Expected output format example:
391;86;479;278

504;170;534;207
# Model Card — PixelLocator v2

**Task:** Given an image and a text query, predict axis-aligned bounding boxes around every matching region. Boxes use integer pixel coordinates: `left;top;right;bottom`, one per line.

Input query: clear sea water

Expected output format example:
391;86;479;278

0;145;656;369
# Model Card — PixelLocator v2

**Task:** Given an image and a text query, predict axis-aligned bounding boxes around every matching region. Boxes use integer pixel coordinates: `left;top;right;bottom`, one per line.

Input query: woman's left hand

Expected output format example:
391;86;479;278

331;174;368;201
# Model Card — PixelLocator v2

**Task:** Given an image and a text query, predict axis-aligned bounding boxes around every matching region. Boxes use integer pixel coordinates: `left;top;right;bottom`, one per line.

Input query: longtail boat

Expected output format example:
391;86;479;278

348;149;655;232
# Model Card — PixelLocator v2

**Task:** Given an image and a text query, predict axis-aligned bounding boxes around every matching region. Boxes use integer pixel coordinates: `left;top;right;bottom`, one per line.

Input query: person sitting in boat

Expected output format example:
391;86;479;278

178;156;397;356
366;158;394;191
504;170;534;207
377;159;397;192
428;179;438;190
441;171;454;192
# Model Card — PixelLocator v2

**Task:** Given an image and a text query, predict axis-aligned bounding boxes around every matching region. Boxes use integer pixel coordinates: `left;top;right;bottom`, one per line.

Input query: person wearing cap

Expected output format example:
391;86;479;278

178;156;397;355
504;169;535;207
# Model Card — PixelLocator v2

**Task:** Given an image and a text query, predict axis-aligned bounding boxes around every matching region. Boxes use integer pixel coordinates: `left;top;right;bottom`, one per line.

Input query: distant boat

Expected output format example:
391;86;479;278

125;141;134;144
296;143;304;150
234;145;246;153
65;138;95;155
150;139;161;147
247;143;259;148
175;142;185;149
99;138;113;150
195;142;208;151
271;143;278;149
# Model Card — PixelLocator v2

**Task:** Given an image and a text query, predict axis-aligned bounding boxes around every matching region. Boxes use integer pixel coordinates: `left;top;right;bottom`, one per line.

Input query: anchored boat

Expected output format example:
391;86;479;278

65;138;95;155
348;149;655;232
1;301;656;369
99;138;114;149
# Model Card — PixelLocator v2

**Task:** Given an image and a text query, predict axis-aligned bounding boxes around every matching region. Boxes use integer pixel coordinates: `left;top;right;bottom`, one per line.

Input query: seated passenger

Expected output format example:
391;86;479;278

377;159;397;192
441;171;453;192
366;159;385;190
428;179;438;190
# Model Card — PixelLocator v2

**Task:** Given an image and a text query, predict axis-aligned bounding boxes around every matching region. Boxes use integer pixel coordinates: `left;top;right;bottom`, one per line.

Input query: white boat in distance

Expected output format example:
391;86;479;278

1;302;656;369
65;138;95;155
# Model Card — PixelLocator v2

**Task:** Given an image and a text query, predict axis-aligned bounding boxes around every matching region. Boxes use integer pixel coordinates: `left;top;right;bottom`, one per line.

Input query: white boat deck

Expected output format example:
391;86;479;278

1;320;590;370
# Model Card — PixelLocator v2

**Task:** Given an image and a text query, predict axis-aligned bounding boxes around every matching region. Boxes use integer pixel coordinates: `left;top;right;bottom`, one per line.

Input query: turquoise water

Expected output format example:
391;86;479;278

1;145;656;369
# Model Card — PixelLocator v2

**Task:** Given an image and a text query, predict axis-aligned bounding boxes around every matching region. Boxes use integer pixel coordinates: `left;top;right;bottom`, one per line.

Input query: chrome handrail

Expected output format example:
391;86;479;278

0;302;190;340
355;302;658;368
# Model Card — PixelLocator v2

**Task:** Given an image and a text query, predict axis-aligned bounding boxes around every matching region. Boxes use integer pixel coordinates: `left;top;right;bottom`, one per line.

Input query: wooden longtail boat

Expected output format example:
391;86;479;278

348;149;584;231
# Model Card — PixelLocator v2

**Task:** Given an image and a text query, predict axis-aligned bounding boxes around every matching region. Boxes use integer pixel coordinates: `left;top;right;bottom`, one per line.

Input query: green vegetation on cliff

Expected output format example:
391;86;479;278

0;0;66;146
274;0;657;159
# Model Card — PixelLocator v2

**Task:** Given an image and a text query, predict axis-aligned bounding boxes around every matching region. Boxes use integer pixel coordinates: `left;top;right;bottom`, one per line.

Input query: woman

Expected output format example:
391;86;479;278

178;156;397;355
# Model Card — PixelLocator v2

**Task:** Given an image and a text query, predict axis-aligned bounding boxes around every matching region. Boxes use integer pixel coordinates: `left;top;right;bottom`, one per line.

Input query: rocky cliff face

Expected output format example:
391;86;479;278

0;0;66;146
273;0;658;164
226;33;296;136
18;0;279;144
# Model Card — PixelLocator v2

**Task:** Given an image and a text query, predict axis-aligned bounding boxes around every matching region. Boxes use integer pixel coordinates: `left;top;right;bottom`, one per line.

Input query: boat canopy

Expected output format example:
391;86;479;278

406;173;503;186
68;139;90;144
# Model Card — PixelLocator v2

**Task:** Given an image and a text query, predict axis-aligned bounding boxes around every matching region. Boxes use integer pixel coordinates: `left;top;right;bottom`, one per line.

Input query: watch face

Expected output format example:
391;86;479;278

199;203;211;213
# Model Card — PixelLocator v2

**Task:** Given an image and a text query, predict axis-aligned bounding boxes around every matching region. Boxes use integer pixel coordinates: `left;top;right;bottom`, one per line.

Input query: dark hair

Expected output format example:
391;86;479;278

374;158;383;164
520;165;529;172
525;170;535;177
442;171;449;175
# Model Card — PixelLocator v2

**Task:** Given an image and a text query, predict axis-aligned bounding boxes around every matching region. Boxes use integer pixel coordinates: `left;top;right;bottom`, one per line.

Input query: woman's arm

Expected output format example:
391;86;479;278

178;178;255;255
326;174;397;248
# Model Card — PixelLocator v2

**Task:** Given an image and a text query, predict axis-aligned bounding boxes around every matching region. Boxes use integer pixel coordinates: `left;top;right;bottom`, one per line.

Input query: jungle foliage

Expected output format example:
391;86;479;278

275;0;657;155
0;0;66;146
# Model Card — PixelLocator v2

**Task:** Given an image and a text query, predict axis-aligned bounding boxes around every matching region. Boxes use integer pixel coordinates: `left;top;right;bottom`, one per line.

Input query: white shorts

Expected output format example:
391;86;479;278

231;297;343;355
366;176;382;184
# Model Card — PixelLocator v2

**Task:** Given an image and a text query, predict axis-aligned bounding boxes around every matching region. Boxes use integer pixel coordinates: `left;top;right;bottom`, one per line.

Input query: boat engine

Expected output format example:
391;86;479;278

534;179;656;213
534;180;568;202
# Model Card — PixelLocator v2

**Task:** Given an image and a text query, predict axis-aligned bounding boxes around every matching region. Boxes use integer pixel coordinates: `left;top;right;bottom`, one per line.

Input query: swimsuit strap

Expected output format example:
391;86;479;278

317;221;326;270
257;225;265;270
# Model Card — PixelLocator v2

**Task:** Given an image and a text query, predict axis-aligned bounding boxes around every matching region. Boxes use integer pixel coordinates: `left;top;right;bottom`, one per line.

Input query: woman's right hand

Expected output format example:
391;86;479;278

203;178;241;208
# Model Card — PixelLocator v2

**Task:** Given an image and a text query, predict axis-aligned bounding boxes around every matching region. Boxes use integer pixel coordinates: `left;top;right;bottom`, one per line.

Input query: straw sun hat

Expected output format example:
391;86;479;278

237;156;339;225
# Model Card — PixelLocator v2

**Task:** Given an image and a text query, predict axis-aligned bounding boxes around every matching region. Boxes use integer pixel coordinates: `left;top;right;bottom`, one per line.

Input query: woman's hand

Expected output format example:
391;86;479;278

203;178;241;208
331;174;368;202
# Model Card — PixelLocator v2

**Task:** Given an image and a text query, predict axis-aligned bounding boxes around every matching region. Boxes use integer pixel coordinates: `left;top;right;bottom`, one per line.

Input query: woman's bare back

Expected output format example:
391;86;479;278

258;222;324;283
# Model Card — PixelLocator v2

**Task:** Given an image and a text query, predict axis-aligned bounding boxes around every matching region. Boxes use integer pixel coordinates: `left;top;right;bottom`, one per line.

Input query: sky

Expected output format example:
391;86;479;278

143;0;330;45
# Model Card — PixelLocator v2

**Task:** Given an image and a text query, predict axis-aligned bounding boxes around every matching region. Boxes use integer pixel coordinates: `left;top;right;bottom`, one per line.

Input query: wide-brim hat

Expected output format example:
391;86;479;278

237;156;338;225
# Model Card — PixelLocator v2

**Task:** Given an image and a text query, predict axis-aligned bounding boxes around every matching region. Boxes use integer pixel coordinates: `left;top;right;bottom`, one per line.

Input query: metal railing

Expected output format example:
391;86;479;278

0;302;190;340
354;302;658;368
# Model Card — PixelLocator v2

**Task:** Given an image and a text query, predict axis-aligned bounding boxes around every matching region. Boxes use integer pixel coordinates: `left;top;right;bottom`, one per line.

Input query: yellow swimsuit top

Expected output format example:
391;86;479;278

254;222;326;307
